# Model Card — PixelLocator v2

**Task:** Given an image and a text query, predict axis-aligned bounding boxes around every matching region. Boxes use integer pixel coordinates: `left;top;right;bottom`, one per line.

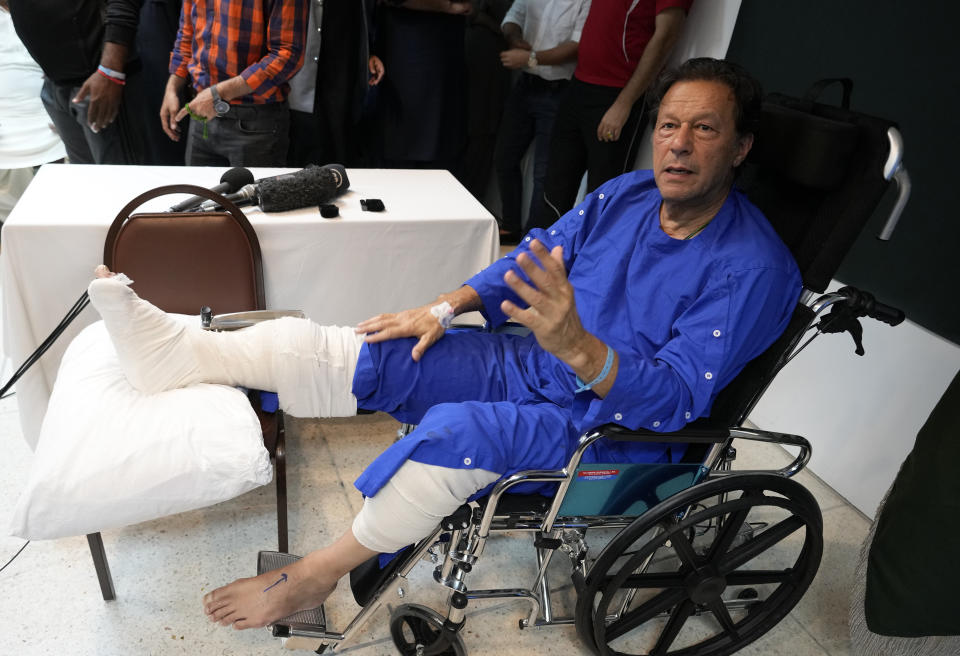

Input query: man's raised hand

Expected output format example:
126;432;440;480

500;240;586;363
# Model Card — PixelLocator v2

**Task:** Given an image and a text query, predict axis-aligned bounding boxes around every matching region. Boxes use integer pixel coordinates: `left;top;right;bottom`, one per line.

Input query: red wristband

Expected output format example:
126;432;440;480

96;68;126;86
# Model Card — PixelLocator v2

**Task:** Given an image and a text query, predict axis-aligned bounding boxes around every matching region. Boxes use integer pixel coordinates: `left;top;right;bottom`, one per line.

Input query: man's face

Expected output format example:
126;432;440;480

652;79;753;210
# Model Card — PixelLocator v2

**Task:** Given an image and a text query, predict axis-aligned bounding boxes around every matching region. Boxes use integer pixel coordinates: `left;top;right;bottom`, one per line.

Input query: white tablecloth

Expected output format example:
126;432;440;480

1;164;498;448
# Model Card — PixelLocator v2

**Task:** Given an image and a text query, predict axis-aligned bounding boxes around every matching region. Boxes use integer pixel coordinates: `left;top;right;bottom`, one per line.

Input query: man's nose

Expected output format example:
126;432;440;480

669;124;693;153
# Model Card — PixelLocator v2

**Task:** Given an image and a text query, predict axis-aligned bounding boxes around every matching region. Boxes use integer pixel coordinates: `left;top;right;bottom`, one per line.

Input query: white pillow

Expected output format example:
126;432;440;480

9;318;272;540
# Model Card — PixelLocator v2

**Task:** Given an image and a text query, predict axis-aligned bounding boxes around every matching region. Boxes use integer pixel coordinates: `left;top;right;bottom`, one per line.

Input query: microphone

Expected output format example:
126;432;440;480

198;164;350;213
167;167;254;212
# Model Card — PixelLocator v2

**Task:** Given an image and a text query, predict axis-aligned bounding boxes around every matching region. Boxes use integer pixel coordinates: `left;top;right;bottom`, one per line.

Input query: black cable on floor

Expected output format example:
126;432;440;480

0;541;29;574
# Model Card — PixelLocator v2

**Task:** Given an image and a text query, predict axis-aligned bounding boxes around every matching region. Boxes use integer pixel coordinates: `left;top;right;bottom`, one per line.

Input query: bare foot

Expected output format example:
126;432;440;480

202;551;337;630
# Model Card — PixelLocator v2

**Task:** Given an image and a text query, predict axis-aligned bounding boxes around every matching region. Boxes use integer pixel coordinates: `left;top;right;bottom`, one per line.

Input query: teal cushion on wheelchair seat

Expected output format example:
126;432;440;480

556;462;708;517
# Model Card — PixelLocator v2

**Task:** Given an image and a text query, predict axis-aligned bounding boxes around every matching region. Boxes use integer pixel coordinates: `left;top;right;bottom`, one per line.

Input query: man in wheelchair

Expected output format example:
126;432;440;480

86;57;800;632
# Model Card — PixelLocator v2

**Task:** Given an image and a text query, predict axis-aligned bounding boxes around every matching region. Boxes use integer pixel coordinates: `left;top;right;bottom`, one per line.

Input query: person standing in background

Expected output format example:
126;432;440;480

287;0;384;168
0;0;67;223
373;1;472;174
136;0;188;165
493;0;591;243
537;0;690;228
7;0;149;165
460;0;513;211
160;0;308;167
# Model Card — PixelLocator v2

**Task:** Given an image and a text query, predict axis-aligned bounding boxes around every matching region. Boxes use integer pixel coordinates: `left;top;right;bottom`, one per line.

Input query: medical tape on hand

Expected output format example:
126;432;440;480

430;301;455;329
111;273;134;285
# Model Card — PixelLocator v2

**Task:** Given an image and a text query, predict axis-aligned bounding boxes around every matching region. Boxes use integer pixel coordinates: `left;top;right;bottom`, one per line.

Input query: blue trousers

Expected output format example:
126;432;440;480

352;330;677;498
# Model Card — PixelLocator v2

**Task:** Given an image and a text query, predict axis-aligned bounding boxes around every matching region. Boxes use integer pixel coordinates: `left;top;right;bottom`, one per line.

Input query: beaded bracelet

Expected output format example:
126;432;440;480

184;103;209;139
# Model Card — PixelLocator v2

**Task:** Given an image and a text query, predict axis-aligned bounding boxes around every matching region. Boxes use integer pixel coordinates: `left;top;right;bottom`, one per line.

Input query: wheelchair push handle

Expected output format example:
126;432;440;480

837;286;905;326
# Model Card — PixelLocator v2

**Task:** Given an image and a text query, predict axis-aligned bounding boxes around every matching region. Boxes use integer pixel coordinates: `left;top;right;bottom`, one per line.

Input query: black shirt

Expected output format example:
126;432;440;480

8;0;140;86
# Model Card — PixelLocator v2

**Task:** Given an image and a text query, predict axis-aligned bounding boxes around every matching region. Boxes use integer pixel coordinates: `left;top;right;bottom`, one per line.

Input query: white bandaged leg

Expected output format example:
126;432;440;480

87;275;364;416
352;460;501;553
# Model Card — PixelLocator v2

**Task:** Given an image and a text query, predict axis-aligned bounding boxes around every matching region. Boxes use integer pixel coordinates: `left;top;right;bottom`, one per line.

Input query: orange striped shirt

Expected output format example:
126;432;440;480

170;0;308;104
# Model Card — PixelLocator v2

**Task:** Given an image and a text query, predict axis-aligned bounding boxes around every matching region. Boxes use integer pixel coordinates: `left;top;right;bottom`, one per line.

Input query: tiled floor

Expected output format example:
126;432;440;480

0;400;871;656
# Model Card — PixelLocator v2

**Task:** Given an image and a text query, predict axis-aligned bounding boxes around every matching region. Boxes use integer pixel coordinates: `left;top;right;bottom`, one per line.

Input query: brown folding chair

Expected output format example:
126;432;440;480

87;184;292;600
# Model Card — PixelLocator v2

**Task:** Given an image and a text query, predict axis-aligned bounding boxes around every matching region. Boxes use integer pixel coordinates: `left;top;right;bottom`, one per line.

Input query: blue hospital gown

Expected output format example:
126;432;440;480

353;170;801;498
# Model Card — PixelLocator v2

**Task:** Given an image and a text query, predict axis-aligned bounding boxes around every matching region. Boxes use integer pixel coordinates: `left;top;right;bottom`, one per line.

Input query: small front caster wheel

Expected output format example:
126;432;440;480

389;603;467;656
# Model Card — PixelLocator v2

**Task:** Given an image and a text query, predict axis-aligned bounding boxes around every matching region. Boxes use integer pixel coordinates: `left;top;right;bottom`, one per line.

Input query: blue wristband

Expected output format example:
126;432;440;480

574;344;615;393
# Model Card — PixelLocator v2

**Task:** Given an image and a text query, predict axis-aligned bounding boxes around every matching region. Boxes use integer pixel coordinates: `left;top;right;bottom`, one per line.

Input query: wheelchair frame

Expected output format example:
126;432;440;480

267;286;895;656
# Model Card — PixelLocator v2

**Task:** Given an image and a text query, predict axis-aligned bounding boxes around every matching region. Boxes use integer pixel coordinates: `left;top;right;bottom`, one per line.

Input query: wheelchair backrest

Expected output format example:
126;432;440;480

705;81;899;425
738;81;898;294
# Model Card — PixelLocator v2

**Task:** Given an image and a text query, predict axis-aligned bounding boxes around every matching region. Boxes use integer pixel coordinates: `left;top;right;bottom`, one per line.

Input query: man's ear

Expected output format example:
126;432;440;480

733;133;754;167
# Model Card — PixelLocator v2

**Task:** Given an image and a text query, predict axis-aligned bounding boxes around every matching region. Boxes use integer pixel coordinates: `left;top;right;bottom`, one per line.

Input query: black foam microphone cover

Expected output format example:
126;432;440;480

319;163;350;195
257;166;342;212
221;166;256;190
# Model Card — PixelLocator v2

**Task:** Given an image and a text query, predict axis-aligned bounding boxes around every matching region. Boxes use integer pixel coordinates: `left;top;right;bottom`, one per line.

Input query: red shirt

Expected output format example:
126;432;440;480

575;0;693;88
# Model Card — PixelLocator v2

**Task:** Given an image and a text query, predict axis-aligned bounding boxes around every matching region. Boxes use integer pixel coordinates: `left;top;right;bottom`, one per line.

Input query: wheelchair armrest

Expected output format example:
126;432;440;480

582;423;811;478
722;427;812;478
449;318;530;336
594;422;730;444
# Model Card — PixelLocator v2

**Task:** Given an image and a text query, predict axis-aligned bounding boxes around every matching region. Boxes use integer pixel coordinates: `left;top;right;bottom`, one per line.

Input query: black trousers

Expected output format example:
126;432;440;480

40;75;147;165
185;102;290;167
537;78;647;229
494;74;567;233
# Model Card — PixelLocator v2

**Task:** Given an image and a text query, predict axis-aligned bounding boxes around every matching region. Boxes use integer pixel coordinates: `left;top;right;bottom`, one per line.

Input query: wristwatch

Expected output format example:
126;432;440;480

210;84;230;117
527;50;538;69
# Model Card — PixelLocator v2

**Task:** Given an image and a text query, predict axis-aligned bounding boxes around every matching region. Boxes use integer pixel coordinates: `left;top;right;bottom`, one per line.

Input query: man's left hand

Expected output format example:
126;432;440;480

368;56;385;85
446;1;472;14
597;99;631;142
175;86;216;122
501;240;587;363
500;48;531;70
73;72;123;133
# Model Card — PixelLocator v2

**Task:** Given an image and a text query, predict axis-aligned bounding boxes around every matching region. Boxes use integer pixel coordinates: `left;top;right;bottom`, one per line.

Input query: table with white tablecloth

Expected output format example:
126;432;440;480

1;164;499;448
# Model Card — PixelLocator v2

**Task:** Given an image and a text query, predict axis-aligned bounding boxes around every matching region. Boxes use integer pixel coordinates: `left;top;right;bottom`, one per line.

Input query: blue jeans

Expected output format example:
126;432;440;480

494;73;568;233
185;101;290;167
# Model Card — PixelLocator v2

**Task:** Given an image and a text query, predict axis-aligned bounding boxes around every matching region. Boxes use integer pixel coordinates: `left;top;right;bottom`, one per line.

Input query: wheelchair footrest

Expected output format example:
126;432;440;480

257;551;326;637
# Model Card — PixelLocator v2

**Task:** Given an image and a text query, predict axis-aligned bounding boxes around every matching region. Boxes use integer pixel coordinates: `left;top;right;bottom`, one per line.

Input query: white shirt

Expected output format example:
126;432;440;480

287;0;324;113
0;11;66;168
502;0;592;81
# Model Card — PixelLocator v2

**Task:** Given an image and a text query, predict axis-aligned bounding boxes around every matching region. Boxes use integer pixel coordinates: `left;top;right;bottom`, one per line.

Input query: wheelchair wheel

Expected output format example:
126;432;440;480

575;473;822;656
389;603;467;656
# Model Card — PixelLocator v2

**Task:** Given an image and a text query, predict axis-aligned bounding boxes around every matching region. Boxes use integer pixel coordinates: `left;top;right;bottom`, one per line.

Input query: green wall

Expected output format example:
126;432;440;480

727;0;959;345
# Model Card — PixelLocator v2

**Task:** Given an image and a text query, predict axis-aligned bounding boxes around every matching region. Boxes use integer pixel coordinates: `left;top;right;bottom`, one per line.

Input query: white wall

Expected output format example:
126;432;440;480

632;0;743;170
748;282;960;518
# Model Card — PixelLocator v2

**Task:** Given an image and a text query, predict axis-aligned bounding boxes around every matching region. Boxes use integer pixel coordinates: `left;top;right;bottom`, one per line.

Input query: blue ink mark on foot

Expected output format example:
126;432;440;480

263;572;288;592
